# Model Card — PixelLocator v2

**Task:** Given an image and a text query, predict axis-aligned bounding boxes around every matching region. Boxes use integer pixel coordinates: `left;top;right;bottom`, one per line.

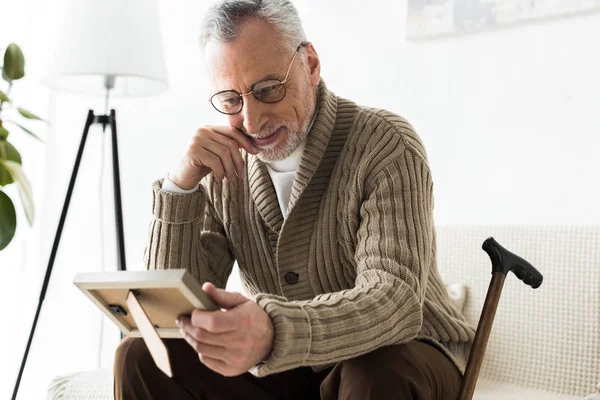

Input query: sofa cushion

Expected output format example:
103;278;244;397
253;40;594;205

47;369;113;400
474;379;585;400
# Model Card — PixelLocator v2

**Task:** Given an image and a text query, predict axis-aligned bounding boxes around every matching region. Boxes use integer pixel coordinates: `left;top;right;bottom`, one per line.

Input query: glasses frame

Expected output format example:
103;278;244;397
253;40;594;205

209;42;307;115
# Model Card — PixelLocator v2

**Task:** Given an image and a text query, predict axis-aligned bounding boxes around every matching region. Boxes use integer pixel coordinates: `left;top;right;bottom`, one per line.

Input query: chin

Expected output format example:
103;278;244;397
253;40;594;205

257;145;292;163
263;131;308;163
257;148;288;163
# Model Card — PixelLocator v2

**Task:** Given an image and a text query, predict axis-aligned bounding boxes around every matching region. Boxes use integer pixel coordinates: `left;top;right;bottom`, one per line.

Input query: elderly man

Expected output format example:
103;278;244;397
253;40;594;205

114;0;475;399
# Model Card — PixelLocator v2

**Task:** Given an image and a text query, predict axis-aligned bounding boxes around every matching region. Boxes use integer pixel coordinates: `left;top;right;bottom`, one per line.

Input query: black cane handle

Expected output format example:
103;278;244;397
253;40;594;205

482;237;543;289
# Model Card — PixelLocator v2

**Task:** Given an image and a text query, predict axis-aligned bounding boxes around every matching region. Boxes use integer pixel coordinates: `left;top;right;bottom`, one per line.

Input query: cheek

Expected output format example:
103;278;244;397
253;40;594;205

273;91;306;118
227;114;246;131
254;101;296;123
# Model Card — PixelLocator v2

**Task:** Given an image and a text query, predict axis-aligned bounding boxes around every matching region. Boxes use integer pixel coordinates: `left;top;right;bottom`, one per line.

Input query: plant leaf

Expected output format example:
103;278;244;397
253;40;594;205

0;140;21;163
1;160;34;225
0;125;8;140
0;89;10;103
1;67;10;83
3;43;25;81
17;108;44;122
0;141;22;186
0;189;17;251
9;122;43;142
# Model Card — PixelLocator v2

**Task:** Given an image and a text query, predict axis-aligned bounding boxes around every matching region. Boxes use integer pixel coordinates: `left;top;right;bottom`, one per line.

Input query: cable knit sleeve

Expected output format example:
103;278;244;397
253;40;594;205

250;148;434;376
143;178;235;289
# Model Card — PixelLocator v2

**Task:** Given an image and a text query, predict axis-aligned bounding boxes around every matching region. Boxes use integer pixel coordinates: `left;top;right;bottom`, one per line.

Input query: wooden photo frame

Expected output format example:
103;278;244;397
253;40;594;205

73;269;217;339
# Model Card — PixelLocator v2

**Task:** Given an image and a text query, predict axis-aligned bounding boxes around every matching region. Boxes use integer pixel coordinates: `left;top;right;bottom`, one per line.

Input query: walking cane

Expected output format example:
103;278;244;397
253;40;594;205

457;237;543;400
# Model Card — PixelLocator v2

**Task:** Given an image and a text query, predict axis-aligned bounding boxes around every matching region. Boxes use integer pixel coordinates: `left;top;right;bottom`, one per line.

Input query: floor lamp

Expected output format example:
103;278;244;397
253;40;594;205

11;0;168;398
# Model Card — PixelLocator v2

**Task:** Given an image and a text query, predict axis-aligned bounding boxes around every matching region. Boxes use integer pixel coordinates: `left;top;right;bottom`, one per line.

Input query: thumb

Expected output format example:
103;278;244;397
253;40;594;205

203;282;248;309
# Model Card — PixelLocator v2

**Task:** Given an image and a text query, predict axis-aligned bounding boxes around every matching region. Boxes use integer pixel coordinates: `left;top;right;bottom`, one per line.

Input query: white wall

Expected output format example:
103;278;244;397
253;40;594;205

295;0;600;225
1;0;599;398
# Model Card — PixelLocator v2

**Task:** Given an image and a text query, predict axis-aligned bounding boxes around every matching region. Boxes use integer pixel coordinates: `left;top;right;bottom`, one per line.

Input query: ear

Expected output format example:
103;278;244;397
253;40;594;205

304;42;321;87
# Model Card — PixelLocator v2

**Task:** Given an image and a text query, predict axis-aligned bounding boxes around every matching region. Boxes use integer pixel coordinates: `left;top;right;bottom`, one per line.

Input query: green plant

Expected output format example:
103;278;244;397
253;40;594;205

0;43;46;251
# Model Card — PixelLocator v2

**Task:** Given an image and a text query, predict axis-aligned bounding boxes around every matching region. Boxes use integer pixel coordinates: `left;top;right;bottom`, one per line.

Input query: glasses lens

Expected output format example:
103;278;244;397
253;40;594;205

212;91;243;114
253;80;285;103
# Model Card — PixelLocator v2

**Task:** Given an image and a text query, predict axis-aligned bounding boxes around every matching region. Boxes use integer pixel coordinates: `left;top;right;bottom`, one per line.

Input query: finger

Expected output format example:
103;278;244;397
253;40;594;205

203;282;248;309
200;137;239;181
180;321;231;346
198;353;234;376
181;330;229;367
177;316;195;338
181;328;228;359
181;330;201;353
208;125;259;155
194;147;226;181
191;309;238;333
207;134;246;179
192;341;229;361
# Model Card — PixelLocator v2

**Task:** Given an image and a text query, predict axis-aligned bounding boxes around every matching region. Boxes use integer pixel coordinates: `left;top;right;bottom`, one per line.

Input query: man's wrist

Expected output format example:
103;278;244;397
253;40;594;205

163;173;199;193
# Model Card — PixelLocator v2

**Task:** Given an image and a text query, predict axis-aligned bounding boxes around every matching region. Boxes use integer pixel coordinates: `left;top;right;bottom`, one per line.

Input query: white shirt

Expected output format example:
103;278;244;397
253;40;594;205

264;142;305;217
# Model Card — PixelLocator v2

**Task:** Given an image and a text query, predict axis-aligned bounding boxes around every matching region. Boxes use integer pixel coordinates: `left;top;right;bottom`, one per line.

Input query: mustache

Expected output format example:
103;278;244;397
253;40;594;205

241;121;299;139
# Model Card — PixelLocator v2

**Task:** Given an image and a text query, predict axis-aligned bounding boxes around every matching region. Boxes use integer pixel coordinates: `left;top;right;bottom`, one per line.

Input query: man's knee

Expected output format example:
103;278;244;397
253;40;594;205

338;345;417;384
114;337;152;380
321;344;439;400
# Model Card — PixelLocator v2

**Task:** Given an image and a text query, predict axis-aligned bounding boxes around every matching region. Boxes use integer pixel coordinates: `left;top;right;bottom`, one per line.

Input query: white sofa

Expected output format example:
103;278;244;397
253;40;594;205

436;225;599;399
47;225;600;399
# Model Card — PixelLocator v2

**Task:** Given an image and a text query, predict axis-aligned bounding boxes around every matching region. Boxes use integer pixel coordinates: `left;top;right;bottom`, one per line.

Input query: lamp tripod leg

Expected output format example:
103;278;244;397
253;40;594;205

109;110;127;272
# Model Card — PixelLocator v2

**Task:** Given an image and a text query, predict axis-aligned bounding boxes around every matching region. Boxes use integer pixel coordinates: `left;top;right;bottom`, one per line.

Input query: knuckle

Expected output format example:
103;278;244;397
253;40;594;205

191;309;201;320
205;152;217;163
191;312;204;327
218;146;230;158
191;135;203;145
205;317;217;332
191;327;202;341
186;142;198;154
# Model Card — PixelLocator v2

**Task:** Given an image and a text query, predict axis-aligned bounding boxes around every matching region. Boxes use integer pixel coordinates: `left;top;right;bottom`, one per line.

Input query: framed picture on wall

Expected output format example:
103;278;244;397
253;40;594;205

407;0;600;39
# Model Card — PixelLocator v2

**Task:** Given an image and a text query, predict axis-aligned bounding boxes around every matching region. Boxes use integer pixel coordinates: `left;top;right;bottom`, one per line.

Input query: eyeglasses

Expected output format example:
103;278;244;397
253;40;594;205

209;43;306;115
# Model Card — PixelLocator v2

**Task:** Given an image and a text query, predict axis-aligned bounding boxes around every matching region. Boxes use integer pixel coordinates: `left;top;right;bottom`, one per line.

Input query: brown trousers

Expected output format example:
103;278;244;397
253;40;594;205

114;337;461;400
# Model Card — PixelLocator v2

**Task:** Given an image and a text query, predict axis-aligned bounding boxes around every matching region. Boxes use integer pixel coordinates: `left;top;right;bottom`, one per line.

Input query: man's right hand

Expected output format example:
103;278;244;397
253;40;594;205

168;126;260;190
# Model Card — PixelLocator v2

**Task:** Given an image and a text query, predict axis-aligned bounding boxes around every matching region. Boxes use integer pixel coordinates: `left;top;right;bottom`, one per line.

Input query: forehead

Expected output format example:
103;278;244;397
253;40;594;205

205;19;291;91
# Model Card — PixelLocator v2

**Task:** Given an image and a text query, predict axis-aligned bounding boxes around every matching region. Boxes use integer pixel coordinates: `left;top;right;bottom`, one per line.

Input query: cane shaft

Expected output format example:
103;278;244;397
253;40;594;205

458;273;506;400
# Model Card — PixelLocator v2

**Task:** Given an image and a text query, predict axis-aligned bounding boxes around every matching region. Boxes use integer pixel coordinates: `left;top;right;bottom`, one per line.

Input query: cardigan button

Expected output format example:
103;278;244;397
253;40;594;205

284;272;299;285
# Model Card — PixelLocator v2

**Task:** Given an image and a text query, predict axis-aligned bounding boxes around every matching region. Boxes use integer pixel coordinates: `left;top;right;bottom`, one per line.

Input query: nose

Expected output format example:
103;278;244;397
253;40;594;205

240;95;267;135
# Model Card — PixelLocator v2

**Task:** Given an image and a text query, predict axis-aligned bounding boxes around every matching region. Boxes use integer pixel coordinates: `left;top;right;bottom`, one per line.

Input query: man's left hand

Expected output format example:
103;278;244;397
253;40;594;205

177;282;274;377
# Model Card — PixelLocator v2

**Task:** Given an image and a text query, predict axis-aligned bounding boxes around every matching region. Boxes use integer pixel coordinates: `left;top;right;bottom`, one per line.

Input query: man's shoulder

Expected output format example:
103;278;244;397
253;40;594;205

356;106;413;133
340;99;427;161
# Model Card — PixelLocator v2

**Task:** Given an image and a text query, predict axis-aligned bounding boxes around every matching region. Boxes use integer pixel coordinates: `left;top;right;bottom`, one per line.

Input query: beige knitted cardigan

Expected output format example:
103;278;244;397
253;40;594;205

144;82;475;377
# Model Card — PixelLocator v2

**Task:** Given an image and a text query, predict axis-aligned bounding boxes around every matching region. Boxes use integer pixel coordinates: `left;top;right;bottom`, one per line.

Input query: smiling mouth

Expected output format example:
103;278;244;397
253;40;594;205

256;129;279;140
252;126;284;147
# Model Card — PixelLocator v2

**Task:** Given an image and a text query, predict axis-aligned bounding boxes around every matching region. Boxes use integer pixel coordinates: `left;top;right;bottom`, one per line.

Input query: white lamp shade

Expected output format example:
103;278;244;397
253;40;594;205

42;0;168;97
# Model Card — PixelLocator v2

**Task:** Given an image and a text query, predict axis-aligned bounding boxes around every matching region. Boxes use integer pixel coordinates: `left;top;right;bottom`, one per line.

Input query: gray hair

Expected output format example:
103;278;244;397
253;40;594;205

200;0;307;51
